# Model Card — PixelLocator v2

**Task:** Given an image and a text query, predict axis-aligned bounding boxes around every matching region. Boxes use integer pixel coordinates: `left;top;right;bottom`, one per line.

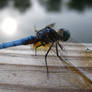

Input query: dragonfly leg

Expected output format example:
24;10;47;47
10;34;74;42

56;42;59;56
58;41;66;58
58;41;63;50
56;42;64;62
45;42;54;75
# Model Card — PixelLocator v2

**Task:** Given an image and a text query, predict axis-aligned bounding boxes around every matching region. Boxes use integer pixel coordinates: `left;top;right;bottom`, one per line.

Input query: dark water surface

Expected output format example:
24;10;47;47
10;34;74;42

0;0;92;43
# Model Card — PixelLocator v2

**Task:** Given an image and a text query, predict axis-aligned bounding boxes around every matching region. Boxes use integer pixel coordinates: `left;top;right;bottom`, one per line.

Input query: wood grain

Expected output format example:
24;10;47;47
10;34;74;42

0;43;92;92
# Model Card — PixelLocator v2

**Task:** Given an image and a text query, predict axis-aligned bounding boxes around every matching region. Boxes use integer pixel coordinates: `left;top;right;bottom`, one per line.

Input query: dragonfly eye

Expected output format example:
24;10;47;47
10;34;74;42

58;29;70;41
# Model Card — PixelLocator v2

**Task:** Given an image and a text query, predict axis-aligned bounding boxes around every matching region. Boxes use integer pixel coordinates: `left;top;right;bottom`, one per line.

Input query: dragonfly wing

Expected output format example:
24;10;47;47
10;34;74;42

46;23;56;28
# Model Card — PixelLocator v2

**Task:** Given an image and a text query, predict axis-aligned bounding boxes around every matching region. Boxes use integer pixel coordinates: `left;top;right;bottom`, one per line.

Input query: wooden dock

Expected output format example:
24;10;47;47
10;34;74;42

0;43;92;92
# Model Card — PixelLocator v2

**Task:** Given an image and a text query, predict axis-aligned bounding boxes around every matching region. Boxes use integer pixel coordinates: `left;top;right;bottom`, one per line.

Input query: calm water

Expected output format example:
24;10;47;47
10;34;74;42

0;0;92;43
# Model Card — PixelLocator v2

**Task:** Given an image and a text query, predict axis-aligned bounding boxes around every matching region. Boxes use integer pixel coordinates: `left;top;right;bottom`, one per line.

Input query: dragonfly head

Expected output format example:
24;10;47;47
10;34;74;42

58;29;70;41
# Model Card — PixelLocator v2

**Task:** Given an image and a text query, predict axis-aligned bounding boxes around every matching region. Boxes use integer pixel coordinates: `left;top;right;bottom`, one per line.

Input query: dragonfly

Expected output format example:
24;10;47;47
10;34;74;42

0;23;92;85
0;23;70;74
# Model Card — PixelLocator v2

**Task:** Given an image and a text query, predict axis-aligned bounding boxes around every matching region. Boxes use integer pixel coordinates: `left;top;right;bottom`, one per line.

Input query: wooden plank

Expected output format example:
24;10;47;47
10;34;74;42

0;64;91;89
0;43;92;91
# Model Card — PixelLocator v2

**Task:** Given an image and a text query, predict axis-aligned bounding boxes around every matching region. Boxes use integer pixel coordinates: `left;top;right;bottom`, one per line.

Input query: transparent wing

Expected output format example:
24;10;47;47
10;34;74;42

32;39;92;84
45;23;56;28
40;36;92;83
34;23;56;33
33;22;92;84
62;37;92;84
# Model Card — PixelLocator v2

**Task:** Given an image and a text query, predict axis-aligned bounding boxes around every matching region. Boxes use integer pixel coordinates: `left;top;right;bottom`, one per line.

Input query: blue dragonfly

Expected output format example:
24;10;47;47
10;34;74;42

0;23;70;74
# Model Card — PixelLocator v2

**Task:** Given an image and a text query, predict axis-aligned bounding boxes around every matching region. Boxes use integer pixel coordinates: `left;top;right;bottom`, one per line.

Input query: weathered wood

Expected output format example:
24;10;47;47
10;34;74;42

0;43;92;92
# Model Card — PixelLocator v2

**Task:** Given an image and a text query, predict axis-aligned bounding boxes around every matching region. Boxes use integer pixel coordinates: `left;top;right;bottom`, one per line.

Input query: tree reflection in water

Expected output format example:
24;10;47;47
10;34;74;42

39;0;62;12
14;0;31;12
0;0;8;9
0;0;92;13
68;0;92;12
0;0;31;12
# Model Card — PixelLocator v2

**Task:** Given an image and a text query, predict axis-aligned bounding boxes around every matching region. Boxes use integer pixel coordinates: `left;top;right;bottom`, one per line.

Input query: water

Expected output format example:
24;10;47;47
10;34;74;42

0;0;92;43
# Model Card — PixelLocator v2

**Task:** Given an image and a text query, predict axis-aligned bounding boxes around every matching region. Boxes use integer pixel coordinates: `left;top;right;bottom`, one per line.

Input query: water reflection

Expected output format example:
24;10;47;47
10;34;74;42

1;17;18;35
0;0;92;13
0;0;92;43
39;0;62;12
0;0;8;9
14;0;31;12
0;0;31;12
68;0;92;12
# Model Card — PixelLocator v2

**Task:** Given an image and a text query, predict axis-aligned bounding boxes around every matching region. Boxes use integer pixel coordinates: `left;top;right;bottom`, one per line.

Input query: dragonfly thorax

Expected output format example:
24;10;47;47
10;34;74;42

36;27;60;44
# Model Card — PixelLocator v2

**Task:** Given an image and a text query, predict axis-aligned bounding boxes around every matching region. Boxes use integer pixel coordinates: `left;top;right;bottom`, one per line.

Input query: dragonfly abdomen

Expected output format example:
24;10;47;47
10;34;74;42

0;36;37;49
